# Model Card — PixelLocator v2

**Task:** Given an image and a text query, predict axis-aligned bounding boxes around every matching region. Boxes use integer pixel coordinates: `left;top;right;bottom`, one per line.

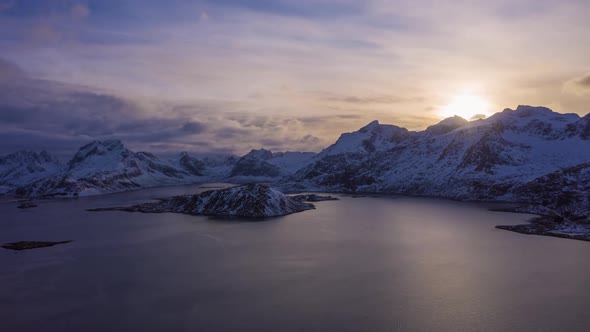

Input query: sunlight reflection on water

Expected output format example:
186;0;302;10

1;185;589;332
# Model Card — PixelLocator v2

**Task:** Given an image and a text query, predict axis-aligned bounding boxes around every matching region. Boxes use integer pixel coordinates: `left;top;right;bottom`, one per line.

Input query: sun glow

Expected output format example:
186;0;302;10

439;93;491;120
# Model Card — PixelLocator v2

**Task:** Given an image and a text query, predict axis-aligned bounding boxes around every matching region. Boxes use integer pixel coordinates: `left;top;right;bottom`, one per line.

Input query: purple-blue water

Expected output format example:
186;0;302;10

1;184;590;331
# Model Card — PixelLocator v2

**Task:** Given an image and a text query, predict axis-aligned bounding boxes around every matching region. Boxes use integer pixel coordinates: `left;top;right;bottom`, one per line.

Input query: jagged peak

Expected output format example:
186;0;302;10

179;151;203;162
102;138;124;145
357;120;408;136
243;148;273;160
69;139;129;167
359;120;380;132
79;139;125;152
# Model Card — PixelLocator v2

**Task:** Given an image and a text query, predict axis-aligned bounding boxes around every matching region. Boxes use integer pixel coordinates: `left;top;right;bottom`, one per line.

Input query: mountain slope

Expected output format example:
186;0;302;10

282;105;590;200
227;148;315;182
13;140;208;197
0;150;63;193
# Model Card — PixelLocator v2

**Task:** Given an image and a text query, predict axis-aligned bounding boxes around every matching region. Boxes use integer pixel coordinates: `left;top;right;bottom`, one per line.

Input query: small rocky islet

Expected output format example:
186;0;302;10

89;184;336;218
17;202;38;209
2;241;73;251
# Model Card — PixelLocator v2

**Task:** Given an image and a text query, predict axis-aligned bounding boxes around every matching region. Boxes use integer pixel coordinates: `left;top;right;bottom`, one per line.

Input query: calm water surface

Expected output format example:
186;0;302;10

1;184;590;331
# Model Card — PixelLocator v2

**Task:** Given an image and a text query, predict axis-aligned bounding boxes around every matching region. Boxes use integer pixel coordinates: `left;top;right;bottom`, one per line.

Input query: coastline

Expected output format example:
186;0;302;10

493;207;590;242
4;182;589;242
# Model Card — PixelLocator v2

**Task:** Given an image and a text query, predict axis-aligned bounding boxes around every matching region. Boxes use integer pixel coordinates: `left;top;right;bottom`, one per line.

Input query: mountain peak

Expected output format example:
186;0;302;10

425;115;468;135
439;115;468;125
359;120;380;133
101;139;125;149
68;139;129;168
512;105;555;117
244;148;273;160
79;139;125;152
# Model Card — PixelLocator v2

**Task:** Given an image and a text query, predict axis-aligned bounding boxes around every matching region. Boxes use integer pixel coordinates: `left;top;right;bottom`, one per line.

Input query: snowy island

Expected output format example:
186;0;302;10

88;184;336;218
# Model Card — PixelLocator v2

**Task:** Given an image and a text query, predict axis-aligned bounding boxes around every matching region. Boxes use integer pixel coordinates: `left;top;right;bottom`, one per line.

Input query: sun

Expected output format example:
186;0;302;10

439;93;491;120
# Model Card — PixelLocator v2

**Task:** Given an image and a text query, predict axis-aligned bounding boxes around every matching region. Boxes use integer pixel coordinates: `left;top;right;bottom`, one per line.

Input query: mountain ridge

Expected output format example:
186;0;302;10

2;104;589;227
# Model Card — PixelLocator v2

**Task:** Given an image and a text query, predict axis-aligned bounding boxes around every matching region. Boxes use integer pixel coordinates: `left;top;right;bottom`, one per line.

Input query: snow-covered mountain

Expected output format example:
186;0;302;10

509;162;590;221
0;141;314;197
282;106;590;202
0;150;63;193
90;184;316;217
12;140;213;197
168;152;240;178
174;152;207;176
3;104;590;225
227;148;315;182
318;120;410;156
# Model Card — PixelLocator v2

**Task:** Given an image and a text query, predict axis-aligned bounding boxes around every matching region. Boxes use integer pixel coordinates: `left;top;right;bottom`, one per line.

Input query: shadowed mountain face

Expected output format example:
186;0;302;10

227;149;316;180
178;152;206;176
229;149;283;178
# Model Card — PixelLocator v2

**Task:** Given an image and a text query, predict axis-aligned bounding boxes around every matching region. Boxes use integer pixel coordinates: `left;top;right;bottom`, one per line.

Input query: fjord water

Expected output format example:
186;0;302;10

1;185;590;332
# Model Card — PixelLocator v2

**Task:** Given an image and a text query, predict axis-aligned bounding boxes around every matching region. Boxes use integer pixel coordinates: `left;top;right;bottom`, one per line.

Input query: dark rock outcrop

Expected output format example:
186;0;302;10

2;241;72;251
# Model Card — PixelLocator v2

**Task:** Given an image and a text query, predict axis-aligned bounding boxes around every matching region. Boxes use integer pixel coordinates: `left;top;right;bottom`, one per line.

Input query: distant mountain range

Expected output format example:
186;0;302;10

2;105;589;223
0;139;316;197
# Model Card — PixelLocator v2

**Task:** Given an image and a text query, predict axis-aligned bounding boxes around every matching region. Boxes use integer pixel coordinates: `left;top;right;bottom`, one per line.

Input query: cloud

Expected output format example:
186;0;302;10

0;58;25;79
214;126;252;139
0;127;86;160
3;1;590;156
563;73;590;96
470;114;487;120
0;0;14;12
298;114;362;124
27;21;63;43
258;133;321;150
212;0;363;19
300;134;320;144
575;73;590;87
0;59;211;154
310;91;425;105
70;3;90;19
182;121;207;134
0;59;333;156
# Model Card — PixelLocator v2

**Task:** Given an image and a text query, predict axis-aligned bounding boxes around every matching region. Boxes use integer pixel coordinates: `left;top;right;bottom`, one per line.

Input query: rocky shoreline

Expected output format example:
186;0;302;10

494;208;590;242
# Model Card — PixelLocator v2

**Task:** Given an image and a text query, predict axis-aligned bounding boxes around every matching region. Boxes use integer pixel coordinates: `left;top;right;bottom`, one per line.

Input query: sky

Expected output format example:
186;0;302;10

0;0;589;157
